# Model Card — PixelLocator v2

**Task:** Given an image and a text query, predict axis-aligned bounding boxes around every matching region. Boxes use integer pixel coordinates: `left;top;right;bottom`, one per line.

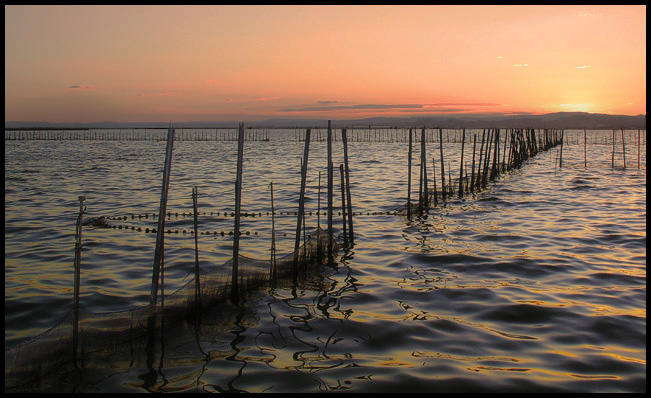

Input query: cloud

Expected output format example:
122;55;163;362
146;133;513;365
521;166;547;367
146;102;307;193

252;96;281;102
279;104;424;112
578;11;595;17
136;92;172;97
575;65;591;69
425;102;500;107
279;102;502;113
68;85;92;90
496;55;504;59
512;63;528;67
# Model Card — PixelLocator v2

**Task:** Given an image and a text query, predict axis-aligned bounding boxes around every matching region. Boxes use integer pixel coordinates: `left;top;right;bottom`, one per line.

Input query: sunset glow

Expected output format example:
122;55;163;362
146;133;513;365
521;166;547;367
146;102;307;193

4;5;646;123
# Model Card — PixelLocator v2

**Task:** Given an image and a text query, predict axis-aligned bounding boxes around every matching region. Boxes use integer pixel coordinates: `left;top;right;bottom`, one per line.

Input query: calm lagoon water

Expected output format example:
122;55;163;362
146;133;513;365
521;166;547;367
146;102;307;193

4;129;646;392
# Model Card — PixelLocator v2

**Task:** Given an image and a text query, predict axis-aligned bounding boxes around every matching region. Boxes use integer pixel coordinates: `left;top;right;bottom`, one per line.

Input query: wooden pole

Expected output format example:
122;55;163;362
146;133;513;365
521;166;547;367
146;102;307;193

612;129;615;168
269;182;277;283
327;121;333;257
621;129;626;169
342;128;354;245
232;122;245;298
584;129;587;168
559;129;564;169
407;128;413;218
638;129;641;169
459;129;465;197
294;129;311;270
339;164;347;245
150;126;175;306
470;134;477;193
439;128;446;202
73;195;86;368
421;128;429;208
192;187;201;308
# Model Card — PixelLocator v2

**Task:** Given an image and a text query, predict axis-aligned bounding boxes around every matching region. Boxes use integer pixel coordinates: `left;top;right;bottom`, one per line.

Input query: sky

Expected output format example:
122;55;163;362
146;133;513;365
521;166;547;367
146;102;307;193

4;5;646;123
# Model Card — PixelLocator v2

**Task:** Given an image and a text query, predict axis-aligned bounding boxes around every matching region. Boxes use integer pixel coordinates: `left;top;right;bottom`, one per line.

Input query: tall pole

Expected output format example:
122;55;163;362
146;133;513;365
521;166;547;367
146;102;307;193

439;129;446;202
342;128;354;245
192;187;201;308
339;164;347;245
232;122;245;297
150;126;175;306
327;120;333;257
459;129;465;197
73;195;86;368
407;128;413;218
269;182;277;283
294;129;311;270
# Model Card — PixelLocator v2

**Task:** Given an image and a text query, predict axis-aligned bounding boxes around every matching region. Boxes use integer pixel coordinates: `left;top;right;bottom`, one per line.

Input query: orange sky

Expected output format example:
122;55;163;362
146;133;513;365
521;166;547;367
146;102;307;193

4;5;646;123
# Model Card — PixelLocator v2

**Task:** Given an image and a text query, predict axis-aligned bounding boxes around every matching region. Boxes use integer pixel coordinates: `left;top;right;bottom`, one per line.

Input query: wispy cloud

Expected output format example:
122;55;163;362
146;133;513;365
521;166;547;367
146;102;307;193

252;96;281;102
279;104;424;112
136;92;173;97
68;85;92;90
575;65;591;69
279;102;501;113
512;63;528;67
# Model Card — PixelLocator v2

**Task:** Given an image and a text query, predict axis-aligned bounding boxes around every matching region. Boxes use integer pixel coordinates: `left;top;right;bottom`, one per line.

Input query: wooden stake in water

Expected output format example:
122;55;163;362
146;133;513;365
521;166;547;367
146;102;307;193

559;129;564;169
584;129;587;168
294;129;311;271
232;122;245;298
192;187;201;308
439;128;446;202
638;129;641;169
420;128;429;209
342;128;354;245
612;129;615;168
73;195;86;368
407;128;413;218
327;121;333;257
269;182;277;283
339;164;347;245
150;126;175;306
621;129;626;169
470;134;477;193
459;129;465;197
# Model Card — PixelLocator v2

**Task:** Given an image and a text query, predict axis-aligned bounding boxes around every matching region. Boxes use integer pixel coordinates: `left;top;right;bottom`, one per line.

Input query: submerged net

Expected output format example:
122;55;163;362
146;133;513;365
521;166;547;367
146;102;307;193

5;227;338;392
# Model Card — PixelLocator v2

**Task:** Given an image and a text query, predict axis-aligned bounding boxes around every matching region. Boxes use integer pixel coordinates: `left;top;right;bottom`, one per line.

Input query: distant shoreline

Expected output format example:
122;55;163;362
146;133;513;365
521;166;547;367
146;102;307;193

4;112;646;130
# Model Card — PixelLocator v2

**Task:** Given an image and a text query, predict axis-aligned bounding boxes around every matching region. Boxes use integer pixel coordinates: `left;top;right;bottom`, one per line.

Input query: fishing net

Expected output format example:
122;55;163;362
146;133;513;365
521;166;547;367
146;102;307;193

5;227;337;392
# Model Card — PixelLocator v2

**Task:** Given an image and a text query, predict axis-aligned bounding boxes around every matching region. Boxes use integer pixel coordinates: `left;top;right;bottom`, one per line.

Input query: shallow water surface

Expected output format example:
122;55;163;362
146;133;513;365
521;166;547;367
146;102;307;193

4;129;646;392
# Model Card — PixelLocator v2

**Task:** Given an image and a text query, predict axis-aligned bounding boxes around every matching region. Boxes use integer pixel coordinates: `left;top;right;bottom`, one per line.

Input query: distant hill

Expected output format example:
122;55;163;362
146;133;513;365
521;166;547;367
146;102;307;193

5;112;646;130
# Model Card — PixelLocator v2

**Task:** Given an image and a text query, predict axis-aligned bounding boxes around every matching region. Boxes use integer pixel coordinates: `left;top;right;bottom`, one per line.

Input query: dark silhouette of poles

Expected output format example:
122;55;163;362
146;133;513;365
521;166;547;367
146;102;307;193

638;129;641;169
459;129;465;197
420;128;429;210
231;122;245;299
475;130;485;191
612;129;615;168
327;121;333;258
584;129;587;168
73;195;86;368
559;129;564;169
150;126;175;306
621;129;627;169
407;128;413;219
342;128;354;245
339;164;347;244
294;129;311;271
470;134;477;193
439;128;446;202
269;182;277;283
192;187;201;309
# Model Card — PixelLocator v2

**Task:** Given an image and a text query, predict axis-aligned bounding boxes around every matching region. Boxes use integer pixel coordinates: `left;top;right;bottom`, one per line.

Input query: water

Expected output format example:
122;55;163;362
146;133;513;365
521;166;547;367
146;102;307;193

4;129;646;392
